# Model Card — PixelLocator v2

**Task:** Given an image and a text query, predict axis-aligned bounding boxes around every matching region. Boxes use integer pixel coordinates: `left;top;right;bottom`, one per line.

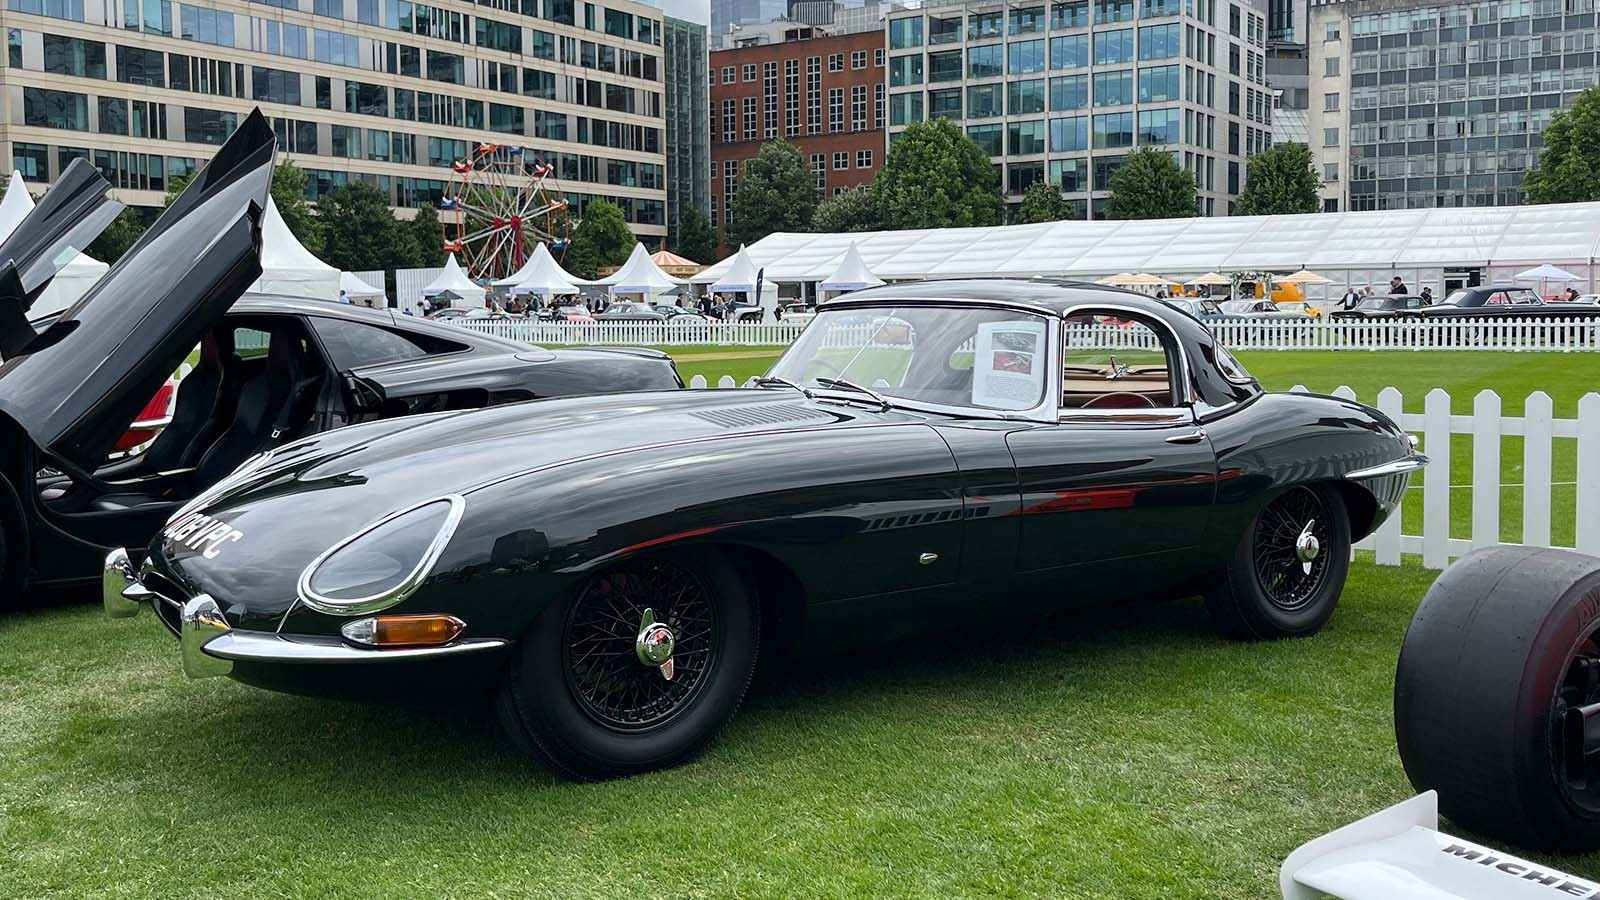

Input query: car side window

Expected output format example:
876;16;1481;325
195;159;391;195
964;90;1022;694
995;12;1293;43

1060;311;1181;411
234;327;272;359
310;317;430;370
1487;292;1508;305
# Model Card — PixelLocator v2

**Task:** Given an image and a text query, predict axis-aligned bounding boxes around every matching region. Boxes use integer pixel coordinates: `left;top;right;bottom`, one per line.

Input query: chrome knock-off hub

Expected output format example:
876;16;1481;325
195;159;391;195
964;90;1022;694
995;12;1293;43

1295;519;1320;575
635;607;676;681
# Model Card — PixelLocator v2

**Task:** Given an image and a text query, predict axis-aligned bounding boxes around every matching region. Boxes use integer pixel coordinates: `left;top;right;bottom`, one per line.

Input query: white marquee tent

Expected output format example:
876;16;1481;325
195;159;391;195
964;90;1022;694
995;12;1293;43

602;243;686;299
0;171;111;318
492;242;585;297
692;201;1600;302
819;242;885;297
420;253;487;308
339;271;385;307
250;196;340;300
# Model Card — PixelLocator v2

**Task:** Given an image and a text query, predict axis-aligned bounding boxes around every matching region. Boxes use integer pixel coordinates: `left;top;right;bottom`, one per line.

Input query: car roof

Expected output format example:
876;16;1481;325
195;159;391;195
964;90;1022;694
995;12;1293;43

234;294;532;352
819;278;1168;317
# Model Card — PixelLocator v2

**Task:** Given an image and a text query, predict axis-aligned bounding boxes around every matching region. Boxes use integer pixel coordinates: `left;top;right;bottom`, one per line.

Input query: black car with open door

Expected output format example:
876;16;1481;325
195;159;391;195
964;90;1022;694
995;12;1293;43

0;111;680;600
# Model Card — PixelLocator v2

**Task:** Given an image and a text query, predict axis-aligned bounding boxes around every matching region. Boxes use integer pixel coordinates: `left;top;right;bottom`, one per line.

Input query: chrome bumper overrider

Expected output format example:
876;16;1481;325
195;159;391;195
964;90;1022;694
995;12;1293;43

102;548;508;679
1344;452;1429;481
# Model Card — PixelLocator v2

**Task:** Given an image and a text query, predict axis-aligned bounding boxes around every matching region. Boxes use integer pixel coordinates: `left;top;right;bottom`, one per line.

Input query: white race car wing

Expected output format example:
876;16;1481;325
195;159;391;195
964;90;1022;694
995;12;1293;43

1280;791;1600;899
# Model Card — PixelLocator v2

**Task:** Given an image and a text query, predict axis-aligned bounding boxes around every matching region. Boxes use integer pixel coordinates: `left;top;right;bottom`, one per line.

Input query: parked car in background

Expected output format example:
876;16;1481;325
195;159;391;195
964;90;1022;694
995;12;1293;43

596;301;666;322
1162;296;1237;322
1571;293;1600;305
653;304;712;323
107;280;1423;780
779;303;817;326
0;110;681;601
1220;299;1312;319
537;305;595;323
1421;285;1600;320
1328;295;1429;319
1273;300;1322;319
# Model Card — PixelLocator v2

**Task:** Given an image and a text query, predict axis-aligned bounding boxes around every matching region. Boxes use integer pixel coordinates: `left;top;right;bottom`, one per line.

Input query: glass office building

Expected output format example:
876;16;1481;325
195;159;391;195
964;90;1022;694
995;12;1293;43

663;15;710;247
1309;0;1597;211
3;0;670;241
884;0;1272;218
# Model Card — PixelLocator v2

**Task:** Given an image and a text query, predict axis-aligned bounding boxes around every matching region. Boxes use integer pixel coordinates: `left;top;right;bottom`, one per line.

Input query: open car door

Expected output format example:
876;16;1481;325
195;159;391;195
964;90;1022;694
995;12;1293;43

0;159;123;357
0;109;275;485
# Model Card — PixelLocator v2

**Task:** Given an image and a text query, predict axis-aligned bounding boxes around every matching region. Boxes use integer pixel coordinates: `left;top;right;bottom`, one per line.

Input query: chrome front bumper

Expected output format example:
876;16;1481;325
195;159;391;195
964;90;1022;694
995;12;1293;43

103;548;508;680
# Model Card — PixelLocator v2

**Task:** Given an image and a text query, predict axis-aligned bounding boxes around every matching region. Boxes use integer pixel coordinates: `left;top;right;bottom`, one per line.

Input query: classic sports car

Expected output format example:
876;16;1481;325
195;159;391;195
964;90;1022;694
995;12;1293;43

1421;285;1600;320
107;279;1426;779
1328;295;1429;319
0;110;679;599
1220;299;1313;320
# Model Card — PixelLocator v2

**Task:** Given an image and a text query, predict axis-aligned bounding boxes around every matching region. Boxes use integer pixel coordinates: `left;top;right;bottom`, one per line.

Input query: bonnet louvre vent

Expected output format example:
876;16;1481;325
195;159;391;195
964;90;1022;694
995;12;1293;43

693;403;830;429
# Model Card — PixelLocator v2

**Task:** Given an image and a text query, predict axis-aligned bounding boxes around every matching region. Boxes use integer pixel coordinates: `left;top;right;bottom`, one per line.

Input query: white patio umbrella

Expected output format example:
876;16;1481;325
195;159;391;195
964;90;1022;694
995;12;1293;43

1277;269;1331;284
1515;263;1584;299
1185;272;1232;285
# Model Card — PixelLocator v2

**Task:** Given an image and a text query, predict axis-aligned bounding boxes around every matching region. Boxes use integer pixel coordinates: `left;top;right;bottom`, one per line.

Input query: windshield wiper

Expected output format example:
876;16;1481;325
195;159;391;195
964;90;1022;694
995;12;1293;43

814;377;891;411
754;376;813;398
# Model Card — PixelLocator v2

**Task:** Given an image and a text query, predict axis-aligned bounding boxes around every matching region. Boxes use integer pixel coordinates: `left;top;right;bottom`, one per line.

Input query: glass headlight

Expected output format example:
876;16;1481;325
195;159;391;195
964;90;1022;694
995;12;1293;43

297;495;465;615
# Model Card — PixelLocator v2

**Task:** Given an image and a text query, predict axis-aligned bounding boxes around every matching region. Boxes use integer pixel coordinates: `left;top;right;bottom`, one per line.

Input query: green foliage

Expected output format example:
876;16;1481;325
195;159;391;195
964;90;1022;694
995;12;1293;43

86;208;148;263
671;205;718;264
1011;180;1073;225
317;181;419;274
269;161;324;256
1234;143;1321;216
1103;148;1199;220
872;119;1004;230
728;140;817;247
1524;84;1600;204
163;171;194;205
404;205;446;268
811;186;880;233
564;199;636;278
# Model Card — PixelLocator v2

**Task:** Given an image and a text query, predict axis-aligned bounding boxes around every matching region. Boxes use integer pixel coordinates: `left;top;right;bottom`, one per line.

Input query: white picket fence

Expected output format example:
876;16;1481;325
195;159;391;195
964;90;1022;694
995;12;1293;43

687;375;1600;569
461;316;1600;351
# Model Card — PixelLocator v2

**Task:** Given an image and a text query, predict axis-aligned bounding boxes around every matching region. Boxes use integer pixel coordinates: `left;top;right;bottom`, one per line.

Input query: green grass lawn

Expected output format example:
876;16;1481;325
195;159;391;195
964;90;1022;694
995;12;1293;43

6;559;1594;898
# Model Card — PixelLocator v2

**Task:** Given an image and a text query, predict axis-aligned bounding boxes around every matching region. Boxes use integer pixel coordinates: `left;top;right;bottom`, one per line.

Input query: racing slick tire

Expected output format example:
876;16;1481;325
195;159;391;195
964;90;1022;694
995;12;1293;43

497;548;760;780
1395;545;1600;852
1204;483;1351;640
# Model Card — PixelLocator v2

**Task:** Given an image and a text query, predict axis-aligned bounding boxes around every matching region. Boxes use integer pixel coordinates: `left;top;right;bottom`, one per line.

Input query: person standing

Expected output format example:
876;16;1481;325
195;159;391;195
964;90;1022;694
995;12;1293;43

337;289;350;304
1420;286;1433;302
1340;286;1361;309
1389;276;1408;294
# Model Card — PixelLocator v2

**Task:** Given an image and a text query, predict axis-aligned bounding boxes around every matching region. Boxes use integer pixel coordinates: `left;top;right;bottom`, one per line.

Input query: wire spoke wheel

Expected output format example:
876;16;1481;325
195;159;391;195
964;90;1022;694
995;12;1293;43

561;559;720;732
440;143;570;281
1251;487;1331;612
1555;631;1600;810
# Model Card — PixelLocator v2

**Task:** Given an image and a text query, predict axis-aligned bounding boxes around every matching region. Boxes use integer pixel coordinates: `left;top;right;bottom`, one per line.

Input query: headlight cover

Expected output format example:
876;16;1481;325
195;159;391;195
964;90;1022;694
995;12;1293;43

296;495;465;615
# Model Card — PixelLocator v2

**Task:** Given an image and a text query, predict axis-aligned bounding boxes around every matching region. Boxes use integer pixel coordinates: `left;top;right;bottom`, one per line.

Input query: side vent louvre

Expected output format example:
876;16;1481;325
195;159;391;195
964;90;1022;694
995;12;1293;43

693;403;830;429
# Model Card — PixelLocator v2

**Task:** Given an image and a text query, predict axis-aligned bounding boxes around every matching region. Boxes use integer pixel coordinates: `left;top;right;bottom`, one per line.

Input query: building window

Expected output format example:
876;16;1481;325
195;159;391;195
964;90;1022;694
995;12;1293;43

889;90;923;125
1324;91;1339;111
721;65;735;83
1138;23;1179;60
743;96;756;140
741;63;756;81
1138;64;1179;103
874;48;885;67
1094;0;1133;24
1092;69;1133;106
828;52;843;71
1324;162;1339;182
875;82;884;128
1325;22;1340;40
967;83;1003;118
1009;38;1045;74
1136;107;1178;144
806;55;821;135
1323;198;1338;212
828;87;843;132
929;87;962;118
889;54;923;86
42;34;107;79
1323;127;1339;147
968;10;1002;39
722;159;738;225
852;50;866;69
929;49;963;82
857;149;873;168
1050;34;1088;70
1053;0;1089;28
1008;160;1044;194
1008;118;1045;154
889;17;923;49
785;58;800;136
1008;78;1046;114
763;60;778;137
968;44;1002;78
1094;29;1133;65
810;153;825;191
1050;115;1088;151
722;97;735;142
22;87;89;130
967;123;1002;156
1050;74;1088;109
833;151;848;170
851;83;868;130
1092;111;1133;148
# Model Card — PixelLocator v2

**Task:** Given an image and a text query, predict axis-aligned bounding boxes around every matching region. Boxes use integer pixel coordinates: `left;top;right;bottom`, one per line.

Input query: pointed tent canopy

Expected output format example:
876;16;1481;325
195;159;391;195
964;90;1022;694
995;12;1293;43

705;245;758;293
339;270;384;300
494;242;582;296
421;253;487;307
249;196;340;299
819;242;885;294
1185;272;1232;285
1;170;111;319
650;248;704;276
601;242;686;296
1277;268;1331;284
1515;263;1583;281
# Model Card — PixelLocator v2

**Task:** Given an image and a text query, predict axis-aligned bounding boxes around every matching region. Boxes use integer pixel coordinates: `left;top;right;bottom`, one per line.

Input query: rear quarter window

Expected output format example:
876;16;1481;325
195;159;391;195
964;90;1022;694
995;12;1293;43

310;317;463;370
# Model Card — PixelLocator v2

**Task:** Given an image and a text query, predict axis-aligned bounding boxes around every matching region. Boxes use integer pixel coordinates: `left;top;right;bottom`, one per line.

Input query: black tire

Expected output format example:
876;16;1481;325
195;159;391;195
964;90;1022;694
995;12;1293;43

496;548;759;780
1204;483;1351;640
1395;545;1600;852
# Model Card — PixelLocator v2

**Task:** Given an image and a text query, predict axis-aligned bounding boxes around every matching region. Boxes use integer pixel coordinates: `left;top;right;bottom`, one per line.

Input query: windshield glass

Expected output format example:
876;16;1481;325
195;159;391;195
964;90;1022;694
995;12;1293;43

1220;300;1253;313
1357;297;1386;309
766;305;1050;412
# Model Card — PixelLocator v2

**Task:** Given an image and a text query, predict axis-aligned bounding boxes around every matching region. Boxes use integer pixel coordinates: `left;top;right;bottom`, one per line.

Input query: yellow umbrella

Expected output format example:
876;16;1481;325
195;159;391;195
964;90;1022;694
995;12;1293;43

1185;272;1232;285
1278;269;1331;284
1126;272;1168;284
1097;272;1139;284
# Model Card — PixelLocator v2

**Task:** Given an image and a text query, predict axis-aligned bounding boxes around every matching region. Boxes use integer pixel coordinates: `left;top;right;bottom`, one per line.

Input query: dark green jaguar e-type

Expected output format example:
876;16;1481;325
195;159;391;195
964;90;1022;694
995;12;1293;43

107;278;1426;780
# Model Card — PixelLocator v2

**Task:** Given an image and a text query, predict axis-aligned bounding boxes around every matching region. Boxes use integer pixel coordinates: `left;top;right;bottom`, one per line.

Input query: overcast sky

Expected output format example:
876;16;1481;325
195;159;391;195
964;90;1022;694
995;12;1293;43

651;0;710;25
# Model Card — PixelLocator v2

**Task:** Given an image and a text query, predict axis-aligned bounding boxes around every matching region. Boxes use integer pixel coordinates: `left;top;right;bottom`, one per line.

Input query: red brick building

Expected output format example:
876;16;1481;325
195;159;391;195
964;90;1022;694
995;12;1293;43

709;28;885;251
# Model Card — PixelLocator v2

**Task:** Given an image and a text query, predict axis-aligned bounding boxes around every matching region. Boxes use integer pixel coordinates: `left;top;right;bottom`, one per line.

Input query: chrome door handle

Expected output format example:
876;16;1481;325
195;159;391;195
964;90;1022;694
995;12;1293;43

1166;429;1207;444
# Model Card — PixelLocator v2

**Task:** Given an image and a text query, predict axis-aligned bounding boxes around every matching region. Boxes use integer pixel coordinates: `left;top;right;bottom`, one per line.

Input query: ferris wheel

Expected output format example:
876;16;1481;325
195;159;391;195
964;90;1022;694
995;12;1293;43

439;143;570;281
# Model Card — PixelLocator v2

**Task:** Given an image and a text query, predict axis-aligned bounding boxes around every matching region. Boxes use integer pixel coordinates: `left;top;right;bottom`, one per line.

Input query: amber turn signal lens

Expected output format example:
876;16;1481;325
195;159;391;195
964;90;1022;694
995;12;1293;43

340;615;465;647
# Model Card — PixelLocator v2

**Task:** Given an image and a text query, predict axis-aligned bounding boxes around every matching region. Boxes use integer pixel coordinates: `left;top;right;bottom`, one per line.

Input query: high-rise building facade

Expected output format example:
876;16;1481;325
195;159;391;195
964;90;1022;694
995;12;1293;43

2;0;669;242
884;0;1272;219
663;15;710;246
711;0;789;47
709;25;883;247
1308;0;1597;212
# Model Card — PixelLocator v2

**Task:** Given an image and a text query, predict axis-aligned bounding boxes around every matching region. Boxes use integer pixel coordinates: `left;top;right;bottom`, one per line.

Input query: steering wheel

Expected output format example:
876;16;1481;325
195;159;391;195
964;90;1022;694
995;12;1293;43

1082;392;1158;410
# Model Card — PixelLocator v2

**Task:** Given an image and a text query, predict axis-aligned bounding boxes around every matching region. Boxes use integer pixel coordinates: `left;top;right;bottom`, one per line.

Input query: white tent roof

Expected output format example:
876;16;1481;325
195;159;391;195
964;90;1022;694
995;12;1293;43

691;201;1600;283
819;242;885;293
1515;263;1583;281
600;243;686;295
492;242;584;295
702;245;757;292
339;271;384;298
421;253;487;306
1;170;111;319
250;196;340;300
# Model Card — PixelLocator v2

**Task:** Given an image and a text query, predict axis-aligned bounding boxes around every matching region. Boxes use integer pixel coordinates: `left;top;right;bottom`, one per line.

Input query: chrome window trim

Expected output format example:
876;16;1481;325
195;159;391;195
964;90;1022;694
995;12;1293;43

1054;301;1196;410
295;494;466;616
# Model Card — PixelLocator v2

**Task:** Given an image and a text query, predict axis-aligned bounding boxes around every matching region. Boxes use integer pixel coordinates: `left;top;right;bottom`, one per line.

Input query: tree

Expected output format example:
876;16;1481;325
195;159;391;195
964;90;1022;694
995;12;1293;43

564;199;635;279
317;181;419;274
1011;180;1073;225
1103;148;1198;220
671;205;718;264
871;119;1004;230
811;185;880;233
728;139;817;247
269;161;324;256
1234;143;1321;216
1524;84;1600;204
404;204;446;268
87;208;148;263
